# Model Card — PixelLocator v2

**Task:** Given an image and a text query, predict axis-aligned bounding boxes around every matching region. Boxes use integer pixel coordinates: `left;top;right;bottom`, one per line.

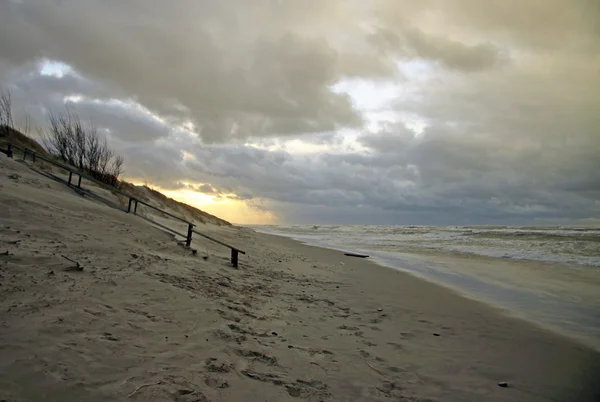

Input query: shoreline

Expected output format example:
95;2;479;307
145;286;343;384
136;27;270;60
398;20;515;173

2;155;599;401
248;230;600;400
256;230;597;346
252;227;600;351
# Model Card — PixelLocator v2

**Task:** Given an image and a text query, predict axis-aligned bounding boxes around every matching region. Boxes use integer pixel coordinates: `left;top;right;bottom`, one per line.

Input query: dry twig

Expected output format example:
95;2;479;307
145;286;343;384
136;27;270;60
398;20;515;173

61;254;83;271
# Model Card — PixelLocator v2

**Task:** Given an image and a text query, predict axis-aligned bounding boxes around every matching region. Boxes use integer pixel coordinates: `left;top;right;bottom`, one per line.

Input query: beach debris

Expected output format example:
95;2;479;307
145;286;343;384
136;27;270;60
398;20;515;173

128;381;163;398
344;252;369;258
1;250;9;256
120;376;134;387
272;331;278;336
366;361;385;375
61;254;83;271
130;253;139;259
498;382;509;388
433;333;441;337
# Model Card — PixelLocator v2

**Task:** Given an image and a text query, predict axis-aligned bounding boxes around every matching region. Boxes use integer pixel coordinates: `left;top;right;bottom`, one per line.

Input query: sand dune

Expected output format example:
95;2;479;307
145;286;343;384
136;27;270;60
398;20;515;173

1;154;599;401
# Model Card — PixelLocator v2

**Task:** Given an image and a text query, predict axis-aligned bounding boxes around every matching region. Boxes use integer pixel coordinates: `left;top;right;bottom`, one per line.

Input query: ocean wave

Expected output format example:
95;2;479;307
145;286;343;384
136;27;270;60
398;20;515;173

252;225;600;267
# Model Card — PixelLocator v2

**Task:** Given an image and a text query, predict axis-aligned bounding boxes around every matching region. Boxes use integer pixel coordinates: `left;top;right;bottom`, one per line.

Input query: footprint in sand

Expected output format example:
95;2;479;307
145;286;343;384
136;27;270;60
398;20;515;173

241;370;330;400
388;342;404;350
287;344;334;361
240;369;286;386
360;340;378;347
376;381;405;399
216;309;241;323
102;332;119;342
204;357;233;373
173;389;209;402
233;348;278;366
337;325;363;337
212;329;247;344
222;302;258;319
204;376;229;389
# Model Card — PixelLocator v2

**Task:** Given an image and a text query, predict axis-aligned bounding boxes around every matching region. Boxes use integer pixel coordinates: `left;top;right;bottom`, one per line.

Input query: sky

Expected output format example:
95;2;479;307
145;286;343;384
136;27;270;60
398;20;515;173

1;0;599;225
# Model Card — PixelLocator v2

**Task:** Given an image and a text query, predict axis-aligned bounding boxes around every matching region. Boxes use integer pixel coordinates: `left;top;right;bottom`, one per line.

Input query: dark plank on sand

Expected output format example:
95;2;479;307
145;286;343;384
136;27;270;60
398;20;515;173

344;253;369;258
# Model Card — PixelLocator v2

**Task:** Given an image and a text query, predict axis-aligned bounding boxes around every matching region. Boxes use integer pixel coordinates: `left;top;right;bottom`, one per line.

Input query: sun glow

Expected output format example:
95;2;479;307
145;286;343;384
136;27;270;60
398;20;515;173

162;188;278;225
126;182;278;225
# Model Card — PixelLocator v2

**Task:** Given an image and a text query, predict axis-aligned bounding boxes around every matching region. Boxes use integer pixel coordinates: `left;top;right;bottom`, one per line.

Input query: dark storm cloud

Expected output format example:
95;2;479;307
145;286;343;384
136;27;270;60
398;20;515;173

0;0;371;142
117;123;600;224
1;0;599;224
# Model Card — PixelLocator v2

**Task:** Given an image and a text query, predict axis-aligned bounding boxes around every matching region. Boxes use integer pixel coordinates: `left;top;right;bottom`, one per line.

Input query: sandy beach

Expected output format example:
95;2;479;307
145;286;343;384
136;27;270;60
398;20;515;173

1;155;599;401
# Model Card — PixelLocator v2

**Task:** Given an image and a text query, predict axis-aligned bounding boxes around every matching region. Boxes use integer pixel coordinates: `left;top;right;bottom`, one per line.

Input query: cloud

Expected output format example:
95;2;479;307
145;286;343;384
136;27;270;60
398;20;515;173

0;0;379;141
0;0;599;224
116;116;600;224
369;27;505;72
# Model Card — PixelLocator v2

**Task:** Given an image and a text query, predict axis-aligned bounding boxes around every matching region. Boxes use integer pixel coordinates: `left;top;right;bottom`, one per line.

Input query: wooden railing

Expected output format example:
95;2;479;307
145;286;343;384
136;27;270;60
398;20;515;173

2;143;245;267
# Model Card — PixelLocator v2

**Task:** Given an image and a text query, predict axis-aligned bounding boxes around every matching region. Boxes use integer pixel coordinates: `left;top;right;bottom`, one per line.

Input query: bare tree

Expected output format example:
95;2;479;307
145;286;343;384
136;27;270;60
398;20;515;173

1;91;125;187
45;111;73;163
44;110;125;186
0;89;14;137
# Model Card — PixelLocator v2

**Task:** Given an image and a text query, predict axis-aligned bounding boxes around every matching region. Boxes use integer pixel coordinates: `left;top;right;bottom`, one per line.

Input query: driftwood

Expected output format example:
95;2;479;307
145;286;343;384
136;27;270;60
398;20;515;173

344;253;369;258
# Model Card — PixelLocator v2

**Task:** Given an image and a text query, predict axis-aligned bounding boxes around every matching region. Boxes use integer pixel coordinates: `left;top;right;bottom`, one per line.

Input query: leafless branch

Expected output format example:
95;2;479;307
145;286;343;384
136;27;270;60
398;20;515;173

44;109;124;186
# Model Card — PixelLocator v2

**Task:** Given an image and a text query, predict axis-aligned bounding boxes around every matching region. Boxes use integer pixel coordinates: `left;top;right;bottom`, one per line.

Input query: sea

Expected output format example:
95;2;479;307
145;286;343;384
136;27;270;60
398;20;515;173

252;225;600;350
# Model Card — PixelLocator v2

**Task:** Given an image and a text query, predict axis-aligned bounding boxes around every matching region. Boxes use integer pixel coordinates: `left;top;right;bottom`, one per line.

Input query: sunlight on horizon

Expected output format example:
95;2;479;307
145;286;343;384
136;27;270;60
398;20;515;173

125;180;279;225
161;188;279;225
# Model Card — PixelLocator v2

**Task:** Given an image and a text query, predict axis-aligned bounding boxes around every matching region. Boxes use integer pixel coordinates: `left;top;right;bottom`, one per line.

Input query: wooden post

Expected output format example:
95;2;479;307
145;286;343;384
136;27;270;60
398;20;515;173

133;199;139;214
22;149;27;161
186;224;193;247
231;249;239;268
77;175;82;188
68;171;73;185
32;152;36;163
7;144;12;158
127;198;133;213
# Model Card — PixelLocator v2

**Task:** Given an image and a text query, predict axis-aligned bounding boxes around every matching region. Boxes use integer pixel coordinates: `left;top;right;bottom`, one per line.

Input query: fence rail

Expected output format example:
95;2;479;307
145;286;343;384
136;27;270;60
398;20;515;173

2;143;245;267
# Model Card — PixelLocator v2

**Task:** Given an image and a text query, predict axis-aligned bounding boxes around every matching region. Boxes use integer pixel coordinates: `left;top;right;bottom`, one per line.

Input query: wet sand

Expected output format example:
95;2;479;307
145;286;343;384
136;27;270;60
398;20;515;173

1;154;599;401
